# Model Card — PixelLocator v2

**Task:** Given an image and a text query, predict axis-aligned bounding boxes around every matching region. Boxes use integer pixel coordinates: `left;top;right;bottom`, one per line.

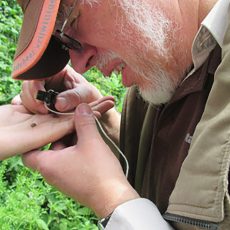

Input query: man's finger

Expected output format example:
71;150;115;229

89;96;114;105
91;99;114;114
55;88;82;111
22;149;58;181
55;84;103;112
21;80;48;114
74;103;101;144
11;94;22;105
22;149;44;171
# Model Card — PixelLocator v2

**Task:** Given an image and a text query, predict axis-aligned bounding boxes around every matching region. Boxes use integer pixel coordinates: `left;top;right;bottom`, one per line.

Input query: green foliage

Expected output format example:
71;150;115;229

85;68;126;112
0;157;98;229
0;0;22;104
0;0;126;228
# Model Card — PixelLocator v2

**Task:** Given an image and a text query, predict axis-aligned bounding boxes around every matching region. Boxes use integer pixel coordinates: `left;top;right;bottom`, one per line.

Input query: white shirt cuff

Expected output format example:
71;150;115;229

104;198;174;230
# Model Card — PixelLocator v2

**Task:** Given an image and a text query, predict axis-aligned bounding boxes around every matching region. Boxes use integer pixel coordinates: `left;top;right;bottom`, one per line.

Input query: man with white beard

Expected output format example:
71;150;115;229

12;0;230;229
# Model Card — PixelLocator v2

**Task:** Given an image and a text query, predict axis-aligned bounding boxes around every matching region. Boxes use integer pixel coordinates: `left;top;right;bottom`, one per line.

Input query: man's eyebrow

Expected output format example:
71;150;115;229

70;12;80;28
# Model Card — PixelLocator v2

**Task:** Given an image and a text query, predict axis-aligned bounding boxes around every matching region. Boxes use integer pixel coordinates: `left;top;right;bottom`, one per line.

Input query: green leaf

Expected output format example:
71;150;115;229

36;219;49;230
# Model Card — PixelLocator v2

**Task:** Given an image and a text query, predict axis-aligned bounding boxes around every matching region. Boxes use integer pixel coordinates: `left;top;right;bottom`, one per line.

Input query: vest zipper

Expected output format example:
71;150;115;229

163;213;219;230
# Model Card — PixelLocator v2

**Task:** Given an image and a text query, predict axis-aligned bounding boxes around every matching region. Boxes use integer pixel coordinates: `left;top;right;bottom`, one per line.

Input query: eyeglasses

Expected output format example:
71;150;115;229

54;0;83;52
55;29;82;51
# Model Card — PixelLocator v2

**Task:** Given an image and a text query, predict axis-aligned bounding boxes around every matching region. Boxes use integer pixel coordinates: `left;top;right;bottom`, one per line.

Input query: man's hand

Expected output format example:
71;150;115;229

22;103;139;218
15;64;121;144
18;65;103;114
0;104;74;160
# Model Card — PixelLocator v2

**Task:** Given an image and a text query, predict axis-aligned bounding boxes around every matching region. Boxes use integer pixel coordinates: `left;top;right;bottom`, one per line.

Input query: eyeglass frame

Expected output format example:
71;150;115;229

54;0;83;52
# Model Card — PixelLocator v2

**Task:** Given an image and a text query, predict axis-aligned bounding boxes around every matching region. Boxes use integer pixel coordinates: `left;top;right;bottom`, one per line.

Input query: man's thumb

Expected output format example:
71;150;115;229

74;103;100;143
56;88;81;112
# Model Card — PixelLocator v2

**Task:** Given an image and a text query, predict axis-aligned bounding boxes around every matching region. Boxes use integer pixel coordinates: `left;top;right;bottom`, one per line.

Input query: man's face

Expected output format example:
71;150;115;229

65;0;190;105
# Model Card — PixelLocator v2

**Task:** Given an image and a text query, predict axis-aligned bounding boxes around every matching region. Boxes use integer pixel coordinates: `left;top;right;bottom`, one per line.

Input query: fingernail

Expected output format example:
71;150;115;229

56;97;68;110
77;103;92;115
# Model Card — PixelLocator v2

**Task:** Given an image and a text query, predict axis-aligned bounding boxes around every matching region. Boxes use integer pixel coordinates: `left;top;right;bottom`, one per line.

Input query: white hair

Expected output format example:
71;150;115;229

79;0;99;6
114;0;172;57
113;0;181;104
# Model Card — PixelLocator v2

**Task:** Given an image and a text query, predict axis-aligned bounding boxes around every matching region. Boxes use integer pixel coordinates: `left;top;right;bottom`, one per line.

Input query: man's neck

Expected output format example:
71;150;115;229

198;0;218;25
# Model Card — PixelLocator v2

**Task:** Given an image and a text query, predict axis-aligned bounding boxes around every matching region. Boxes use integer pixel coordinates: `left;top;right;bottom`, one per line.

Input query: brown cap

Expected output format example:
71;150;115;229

12;0;70;80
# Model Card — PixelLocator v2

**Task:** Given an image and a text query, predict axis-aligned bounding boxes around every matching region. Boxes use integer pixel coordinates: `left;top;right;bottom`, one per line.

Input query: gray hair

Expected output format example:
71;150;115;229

55;0;99;31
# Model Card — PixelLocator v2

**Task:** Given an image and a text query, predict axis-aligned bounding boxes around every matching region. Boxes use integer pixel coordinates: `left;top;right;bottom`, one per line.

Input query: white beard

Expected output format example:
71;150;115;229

116;0;182;105
95;0;184;105
137;68;177;105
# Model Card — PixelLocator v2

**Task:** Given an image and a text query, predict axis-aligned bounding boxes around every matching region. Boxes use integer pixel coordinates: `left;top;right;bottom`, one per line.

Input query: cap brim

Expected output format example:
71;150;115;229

13;0;70;80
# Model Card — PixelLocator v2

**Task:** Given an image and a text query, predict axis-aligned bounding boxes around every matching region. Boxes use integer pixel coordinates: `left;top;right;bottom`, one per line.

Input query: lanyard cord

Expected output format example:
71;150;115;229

44;103;129;178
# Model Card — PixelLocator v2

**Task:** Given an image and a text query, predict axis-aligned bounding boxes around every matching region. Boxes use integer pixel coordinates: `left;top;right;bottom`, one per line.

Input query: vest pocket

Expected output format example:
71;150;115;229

165;130;230;228
164;194;230;230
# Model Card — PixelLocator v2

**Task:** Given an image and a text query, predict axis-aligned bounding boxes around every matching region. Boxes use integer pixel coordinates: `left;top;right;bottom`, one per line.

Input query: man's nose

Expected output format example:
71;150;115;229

69;44;97;74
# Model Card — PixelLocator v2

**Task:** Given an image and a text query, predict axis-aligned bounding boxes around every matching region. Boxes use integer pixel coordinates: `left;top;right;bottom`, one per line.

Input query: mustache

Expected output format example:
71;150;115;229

96;51;120;70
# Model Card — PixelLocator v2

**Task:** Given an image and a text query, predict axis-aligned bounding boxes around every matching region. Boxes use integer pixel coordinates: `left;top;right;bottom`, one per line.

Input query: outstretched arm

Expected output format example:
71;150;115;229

0;104;74;160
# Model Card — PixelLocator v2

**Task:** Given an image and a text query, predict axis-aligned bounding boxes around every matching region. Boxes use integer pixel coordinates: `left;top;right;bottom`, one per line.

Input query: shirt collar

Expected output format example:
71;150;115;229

187;0;229;78
201;0;229;47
